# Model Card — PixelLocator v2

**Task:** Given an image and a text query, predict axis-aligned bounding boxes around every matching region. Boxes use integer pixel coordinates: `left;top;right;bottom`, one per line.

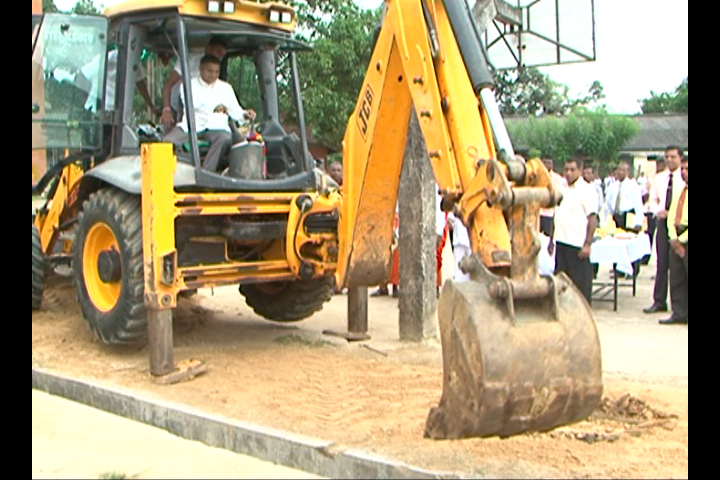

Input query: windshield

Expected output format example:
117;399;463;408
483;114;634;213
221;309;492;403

32;14;108;151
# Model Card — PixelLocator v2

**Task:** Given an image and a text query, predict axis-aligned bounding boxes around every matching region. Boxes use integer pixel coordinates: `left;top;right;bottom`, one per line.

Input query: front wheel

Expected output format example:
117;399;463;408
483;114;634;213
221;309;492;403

240;277;334;322
74;188;147;345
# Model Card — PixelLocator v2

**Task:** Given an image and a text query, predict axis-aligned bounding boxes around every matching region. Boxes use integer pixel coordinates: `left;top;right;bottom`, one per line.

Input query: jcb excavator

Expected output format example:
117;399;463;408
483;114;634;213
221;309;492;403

32;0;602;439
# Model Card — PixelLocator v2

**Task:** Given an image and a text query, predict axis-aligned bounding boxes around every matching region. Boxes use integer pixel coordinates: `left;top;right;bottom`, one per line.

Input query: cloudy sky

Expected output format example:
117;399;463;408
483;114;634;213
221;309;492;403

53;0;688;114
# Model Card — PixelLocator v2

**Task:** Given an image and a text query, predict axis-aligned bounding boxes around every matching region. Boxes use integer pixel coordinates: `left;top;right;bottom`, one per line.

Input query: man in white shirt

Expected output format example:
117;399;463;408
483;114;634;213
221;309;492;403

447;212;471;282
643;146;686;314
160;37;229;131
164;55;256;172
605;161;645;232
549;159;598;303
539;157;567;237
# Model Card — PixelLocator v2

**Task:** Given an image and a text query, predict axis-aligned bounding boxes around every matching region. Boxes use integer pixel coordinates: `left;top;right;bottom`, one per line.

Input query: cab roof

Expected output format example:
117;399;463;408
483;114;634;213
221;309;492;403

103;0;297;33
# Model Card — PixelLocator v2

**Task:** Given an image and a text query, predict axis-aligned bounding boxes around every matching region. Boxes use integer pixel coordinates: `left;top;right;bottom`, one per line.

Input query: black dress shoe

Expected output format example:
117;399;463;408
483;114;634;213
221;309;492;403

659;316;688;325
643;303;668;314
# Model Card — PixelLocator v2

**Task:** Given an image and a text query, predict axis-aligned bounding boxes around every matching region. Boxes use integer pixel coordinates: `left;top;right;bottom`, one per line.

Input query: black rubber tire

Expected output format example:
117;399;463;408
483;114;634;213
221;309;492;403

240;276;334;322
74;188;147;346
32;225;45;311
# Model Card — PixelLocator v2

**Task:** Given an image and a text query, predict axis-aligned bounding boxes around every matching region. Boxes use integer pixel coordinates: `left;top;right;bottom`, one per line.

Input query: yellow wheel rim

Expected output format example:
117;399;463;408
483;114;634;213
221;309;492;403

83;223;121;313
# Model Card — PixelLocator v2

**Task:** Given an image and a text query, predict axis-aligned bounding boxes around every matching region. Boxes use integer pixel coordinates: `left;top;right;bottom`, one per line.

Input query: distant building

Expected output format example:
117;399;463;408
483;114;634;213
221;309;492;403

619;114;688;178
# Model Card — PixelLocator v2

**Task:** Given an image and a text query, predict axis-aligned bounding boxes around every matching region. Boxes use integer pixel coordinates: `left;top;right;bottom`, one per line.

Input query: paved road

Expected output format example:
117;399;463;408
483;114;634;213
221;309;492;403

32;390;322;479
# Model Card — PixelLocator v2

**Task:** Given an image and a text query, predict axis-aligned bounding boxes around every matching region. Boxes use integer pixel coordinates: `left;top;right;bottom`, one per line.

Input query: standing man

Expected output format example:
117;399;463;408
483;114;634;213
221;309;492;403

549;159;598;303
583;164;604;279
660;157;688;325
160;37;229;132
164;55;256;172
644;146;686;314
328;160;343;187
447;212;471;282
539;157;567;237
583;165;604;221
605;161;645;232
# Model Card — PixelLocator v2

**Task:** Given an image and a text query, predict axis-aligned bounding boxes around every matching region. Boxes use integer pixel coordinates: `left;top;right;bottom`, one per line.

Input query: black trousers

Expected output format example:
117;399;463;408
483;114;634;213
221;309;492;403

540;216;554;237
642;212;656;264
669;242;688;319
653;221;670;305
555;242;593;304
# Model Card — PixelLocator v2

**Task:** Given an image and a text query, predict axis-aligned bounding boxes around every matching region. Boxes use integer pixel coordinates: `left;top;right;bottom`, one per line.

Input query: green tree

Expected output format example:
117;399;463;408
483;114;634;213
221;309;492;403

274;0;379;148
507;109;639;168
42;0;58;13
639;77;688;114
71;0;101;15
494;68;605;116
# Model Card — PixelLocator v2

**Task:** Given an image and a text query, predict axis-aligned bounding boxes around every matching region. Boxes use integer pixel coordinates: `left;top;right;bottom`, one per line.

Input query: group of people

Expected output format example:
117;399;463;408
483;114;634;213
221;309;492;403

541;147;688;325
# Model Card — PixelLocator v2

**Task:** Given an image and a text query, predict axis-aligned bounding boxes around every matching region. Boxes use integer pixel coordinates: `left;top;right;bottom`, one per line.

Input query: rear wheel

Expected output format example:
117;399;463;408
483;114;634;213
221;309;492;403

32;225;45;311
240;276;334;322
74;188;147;345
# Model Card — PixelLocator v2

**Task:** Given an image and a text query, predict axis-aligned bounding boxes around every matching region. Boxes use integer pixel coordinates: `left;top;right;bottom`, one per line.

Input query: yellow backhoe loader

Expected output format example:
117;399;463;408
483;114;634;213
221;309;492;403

32;0;602;439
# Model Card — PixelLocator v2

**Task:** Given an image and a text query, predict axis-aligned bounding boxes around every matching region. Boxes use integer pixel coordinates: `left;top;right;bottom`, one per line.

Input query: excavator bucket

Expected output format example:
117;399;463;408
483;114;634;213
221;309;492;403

425;255;603;439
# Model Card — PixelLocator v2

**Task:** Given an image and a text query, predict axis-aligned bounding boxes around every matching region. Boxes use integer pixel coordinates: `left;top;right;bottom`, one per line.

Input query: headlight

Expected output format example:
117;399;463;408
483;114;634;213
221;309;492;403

268;9;293;24
223;1;235;14
207;1;220;13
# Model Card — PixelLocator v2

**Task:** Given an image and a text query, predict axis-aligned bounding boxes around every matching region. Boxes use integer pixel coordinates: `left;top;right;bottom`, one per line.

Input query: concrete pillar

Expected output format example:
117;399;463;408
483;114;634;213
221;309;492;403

397;110;438;341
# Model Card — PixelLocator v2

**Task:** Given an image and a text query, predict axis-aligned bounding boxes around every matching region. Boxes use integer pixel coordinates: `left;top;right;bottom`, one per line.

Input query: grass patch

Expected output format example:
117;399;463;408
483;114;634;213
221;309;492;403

274;334;332;348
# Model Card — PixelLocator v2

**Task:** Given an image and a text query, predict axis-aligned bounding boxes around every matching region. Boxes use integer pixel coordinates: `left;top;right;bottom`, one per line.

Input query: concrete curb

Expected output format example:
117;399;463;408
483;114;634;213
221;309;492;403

32;368;463;479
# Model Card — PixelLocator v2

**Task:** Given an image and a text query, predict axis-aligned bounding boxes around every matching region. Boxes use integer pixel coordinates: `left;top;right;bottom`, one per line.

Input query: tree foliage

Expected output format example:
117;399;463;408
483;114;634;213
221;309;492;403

71;0;102;15
639;77;688;114
42;0;59;13
288;0;380;148
494;68;605;116
507;108;639;167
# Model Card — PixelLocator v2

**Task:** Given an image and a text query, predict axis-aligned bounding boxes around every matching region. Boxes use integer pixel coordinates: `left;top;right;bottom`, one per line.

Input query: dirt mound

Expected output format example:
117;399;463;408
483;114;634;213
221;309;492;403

596;393;678;423
542;393;681;445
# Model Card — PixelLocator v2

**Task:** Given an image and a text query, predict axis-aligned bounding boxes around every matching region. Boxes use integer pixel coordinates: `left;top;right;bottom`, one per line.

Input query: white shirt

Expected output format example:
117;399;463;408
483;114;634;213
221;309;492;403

436;194;447;238
178;76;246;133
649;168;686;216
447;212;471;248
605;178;645;228
171;52;204;112
554;178;598;248
540;171;567;218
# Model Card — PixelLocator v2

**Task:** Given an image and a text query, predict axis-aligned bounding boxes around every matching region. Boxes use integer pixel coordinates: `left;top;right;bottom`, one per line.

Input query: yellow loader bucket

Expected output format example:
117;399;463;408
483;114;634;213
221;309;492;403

425;255;603;439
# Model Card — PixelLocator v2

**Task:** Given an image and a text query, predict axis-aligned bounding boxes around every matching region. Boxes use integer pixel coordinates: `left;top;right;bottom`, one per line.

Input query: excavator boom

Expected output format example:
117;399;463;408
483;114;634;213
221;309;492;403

337;0;602;439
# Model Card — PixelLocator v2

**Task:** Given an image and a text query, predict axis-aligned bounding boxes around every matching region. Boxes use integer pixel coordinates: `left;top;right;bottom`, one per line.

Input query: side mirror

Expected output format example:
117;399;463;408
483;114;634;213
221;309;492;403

32;103;40;114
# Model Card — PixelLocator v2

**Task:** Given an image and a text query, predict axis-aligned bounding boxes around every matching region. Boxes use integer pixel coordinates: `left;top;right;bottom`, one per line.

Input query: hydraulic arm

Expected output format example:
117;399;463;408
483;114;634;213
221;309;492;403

337;0;602;439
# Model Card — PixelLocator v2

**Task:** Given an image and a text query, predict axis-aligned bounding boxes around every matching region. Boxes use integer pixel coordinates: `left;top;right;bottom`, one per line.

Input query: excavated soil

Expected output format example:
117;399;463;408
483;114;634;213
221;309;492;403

32;275;688;479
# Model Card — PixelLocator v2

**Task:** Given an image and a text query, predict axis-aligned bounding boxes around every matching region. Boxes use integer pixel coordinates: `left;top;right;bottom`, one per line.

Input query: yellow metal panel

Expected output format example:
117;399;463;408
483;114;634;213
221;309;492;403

35;164;84;255
103;0;296;32
388;0;460;191
141;143;179;309
432;1;495;186
336;22;412;288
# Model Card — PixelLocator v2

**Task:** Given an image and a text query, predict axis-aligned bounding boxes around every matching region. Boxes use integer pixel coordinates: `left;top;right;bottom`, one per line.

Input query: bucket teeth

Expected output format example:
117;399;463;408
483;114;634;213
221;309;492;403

425;267;603;439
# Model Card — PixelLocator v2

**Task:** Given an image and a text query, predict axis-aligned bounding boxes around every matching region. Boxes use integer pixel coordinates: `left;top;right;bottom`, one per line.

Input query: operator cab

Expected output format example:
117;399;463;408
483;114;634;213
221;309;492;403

32;1;319;193
106;6;316;191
